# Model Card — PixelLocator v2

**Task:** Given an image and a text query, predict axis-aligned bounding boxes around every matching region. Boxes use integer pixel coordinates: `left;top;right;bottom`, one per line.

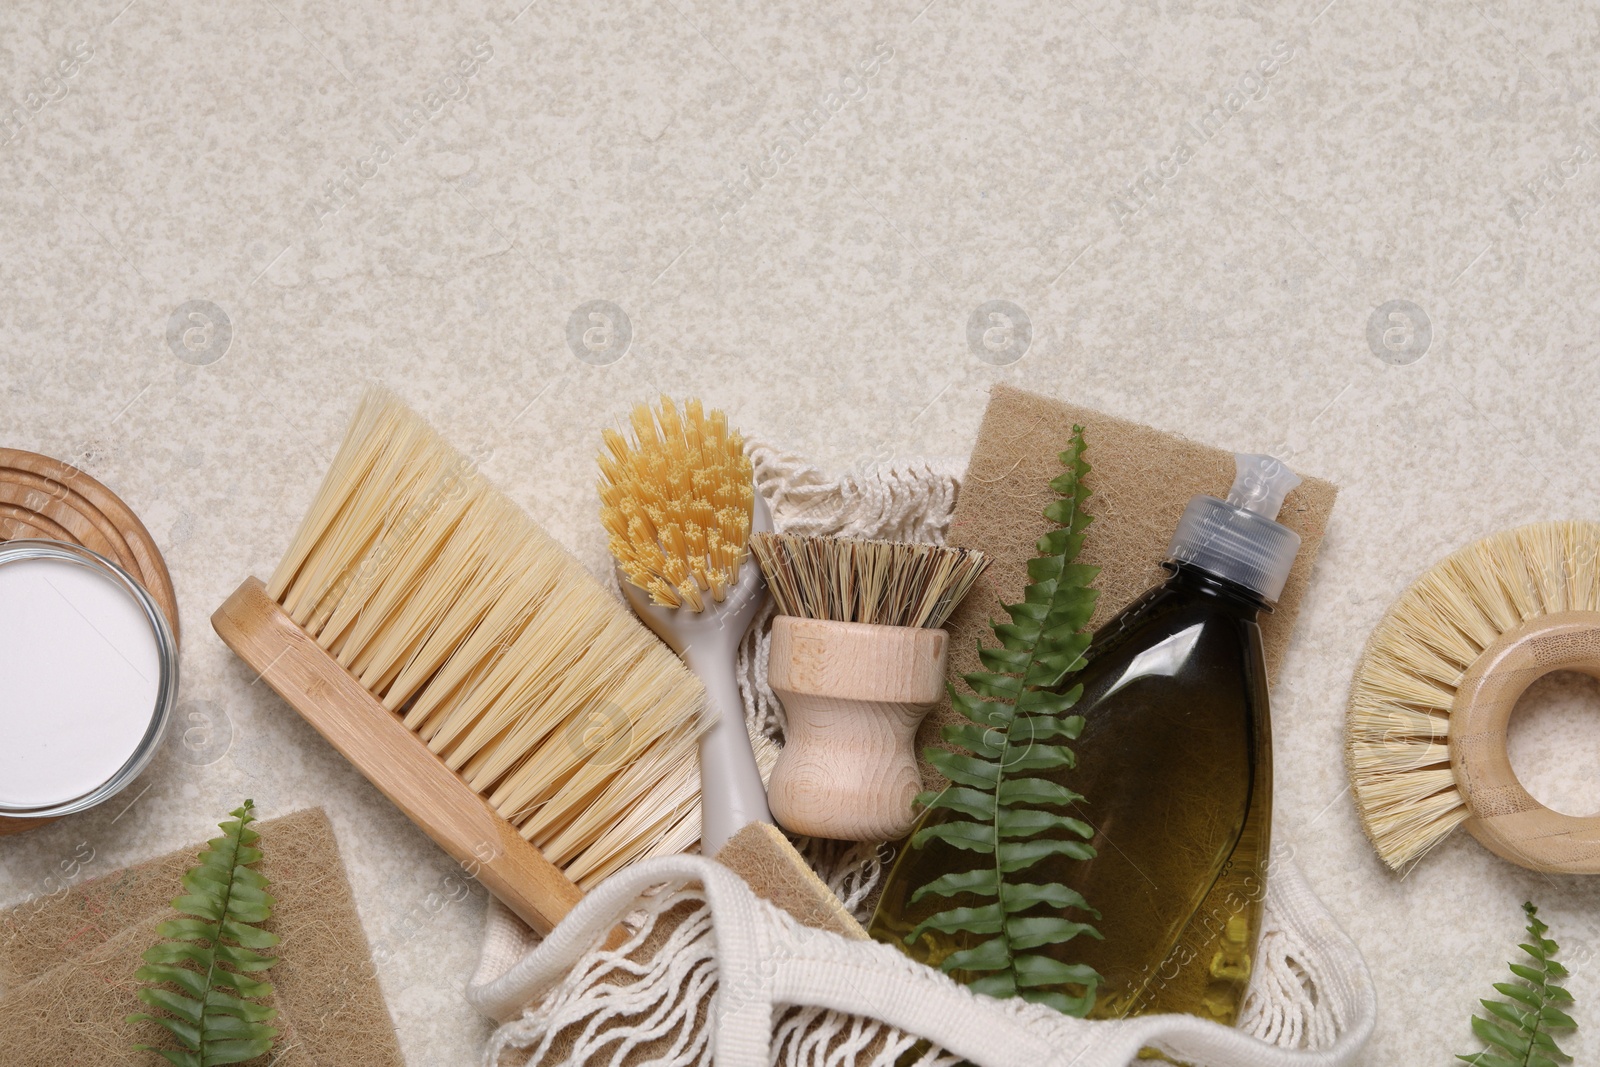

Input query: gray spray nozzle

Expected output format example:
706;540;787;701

1167;453;1303;602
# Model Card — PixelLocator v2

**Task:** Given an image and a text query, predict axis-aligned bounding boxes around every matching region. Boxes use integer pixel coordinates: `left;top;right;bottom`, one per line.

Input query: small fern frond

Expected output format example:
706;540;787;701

128;800;280;1067
1457;902;1576;1067
908;425;1102;1017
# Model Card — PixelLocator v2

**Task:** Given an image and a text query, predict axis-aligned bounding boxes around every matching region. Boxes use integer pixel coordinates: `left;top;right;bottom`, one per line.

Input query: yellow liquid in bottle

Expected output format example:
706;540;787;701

871;563;1273;1026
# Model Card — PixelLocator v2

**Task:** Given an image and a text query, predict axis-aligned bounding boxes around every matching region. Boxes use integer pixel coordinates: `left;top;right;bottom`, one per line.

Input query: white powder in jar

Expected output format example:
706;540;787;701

0;556;162;808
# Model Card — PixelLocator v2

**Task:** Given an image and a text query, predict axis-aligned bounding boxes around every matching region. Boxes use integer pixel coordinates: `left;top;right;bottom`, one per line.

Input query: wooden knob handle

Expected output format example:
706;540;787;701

1449;609;1600;873
766;616;947;841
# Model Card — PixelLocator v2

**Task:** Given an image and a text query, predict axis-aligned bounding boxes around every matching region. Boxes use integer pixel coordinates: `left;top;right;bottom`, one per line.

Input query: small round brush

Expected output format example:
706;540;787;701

751;533;991;841
599;397;774;854
1347;520;1600;873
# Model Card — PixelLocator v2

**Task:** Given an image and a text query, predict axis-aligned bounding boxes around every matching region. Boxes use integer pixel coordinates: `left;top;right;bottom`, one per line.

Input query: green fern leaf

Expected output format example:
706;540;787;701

978;645;1034;673
1012;953;1099;988
1008;687;1080;716
909;904;1006;940
910;869;1001;903
999;745;1075;773
996;838;1093;872
1005;713;1085;743
1020;988;1095;1016
1000;882;1096;915
996;809;1092;840
1004;916;1099;950
907;425;1103;1017
1458;902;1575;1067
940;723;1006;759
966;672;1020;701
918;786;1001;820
943;938;1011;973
912;820;997;853
995;777;1083;807
969;973;1017;998
924;749;1002;790
950;690;1012;725
128;800;280;1067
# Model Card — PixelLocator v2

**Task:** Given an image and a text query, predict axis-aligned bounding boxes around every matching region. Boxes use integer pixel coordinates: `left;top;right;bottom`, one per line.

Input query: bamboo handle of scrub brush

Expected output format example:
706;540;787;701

212;577;586;934
1450;610;1600;874
766;616;948;841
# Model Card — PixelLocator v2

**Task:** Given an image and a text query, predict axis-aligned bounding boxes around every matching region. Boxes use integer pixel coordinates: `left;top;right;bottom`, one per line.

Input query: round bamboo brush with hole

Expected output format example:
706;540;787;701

1346;520;1600;873
750;533;991;841
598;396;774;854
212;387;721;935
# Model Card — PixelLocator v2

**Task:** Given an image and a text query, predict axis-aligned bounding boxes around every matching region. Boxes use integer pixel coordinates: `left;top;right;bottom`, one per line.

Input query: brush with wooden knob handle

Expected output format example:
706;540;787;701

751;533;991;842
767;617;948;840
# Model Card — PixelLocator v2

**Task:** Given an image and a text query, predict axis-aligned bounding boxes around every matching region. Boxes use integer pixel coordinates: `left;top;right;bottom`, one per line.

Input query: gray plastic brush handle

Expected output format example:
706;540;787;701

618;492;775;856
686;638;773;854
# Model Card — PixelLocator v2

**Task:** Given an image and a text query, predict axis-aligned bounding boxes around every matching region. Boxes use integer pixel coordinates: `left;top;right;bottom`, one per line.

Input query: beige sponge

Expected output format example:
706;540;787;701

714;822;867;940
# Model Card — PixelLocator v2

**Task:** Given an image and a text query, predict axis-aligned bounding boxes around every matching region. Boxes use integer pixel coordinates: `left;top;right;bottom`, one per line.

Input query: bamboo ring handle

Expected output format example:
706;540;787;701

766;617;947;841
1449;610;1600;873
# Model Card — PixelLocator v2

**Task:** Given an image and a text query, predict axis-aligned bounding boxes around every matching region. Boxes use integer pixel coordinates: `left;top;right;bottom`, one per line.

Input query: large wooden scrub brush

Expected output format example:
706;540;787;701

213;388;711;934
1346;520;1600;873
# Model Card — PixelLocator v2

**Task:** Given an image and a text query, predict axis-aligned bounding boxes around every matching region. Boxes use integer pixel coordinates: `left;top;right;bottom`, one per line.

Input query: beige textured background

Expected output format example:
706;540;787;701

2;0;1599;1063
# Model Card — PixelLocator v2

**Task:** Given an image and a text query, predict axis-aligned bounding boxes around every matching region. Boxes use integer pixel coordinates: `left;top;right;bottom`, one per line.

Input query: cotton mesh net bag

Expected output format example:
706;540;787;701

470;399;1376;1067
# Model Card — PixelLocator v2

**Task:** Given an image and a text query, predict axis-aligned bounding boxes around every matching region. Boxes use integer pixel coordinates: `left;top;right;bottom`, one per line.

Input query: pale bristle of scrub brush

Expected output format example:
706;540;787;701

596;396;754;611
264;386;711;889
749;532;992;630
1345;520;1600;870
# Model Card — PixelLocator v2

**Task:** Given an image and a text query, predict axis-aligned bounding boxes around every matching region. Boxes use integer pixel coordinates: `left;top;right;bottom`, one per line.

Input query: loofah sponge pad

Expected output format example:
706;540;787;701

0;808;402;1067
919;383;1338;791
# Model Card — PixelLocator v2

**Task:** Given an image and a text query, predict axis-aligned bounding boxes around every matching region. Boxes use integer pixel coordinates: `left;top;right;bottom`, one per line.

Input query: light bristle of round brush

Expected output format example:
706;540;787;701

748;532;991;630
597;396;754;611
265;386;711;890
1346;520;1600;870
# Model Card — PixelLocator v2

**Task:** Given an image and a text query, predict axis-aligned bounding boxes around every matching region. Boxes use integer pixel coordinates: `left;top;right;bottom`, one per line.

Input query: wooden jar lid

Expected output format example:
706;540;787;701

0;448;178;643
0;449;179;838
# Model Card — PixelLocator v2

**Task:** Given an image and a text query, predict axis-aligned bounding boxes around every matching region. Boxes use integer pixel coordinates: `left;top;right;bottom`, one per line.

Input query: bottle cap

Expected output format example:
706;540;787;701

1166;454;1302;602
